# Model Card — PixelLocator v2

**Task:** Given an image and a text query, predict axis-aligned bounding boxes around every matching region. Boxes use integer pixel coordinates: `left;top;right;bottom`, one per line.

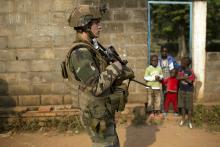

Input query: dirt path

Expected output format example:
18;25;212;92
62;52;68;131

0;120;220;147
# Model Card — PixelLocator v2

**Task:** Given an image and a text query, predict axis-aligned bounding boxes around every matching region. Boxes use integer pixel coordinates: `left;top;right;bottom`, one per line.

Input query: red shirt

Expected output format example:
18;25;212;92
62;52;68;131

162;77;179;92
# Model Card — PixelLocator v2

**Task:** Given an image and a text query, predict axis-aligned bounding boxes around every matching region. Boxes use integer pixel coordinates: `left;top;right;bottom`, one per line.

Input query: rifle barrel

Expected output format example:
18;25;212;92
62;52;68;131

131;79;151;88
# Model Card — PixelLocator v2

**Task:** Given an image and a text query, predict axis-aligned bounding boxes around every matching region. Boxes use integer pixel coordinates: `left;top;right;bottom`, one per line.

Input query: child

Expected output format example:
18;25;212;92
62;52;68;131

177;57;195;129
144;55;163;117
162;69;179;117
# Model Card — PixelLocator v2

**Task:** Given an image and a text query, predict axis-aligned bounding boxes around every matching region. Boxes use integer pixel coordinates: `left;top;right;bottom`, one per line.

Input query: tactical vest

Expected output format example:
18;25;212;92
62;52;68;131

61;41;112;120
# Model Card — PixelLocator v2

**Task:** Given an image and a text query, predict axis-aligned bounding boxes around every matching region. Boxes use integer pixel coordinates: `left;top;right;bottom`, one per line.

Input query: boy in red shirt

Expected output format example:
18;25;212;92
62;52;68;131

162;69;179;117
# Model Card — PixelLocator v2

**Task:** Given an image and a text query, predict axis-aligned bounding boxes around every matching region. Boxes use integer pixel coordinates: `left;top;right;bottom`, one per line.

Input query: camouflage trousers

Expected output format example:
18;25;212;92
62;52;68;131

82;113;120;147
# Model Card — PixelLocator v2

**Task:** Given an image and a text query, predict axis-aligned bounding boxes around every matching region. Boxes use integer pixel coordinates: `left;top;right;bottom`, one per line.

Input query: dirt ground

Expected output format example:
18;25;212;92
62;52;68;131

0;120;220;147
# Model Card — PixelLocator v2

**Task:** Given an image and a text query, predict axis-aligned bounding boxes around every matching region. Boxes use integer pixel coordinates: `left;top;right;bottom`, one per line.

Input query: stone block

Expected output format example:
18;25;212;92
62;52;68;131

111;34;127;44
0;62;6;73
8;36;30;48
16;49;38;60
5;73;18;84
0;25;16;36
38;13;51;25
0;49;16;61
38;106;52;112
51;12;65;24
52;36;65;47
205;82;219;92
128;83;137;93
15;0;34;13
126;45;148;57
7;61;30;72
14;24;34;36
18;95;40;106
0;0;14;13
125;22;147;33
52;82;66;94
49;25;66;36
30;72;51;84
41;95;63;105
203;93;220;103
207;52;219;61
31;36;52;48
54;48;69;59
125;0;138;8
30;60;51;72
135;58;148;69
63;95;73;104
206;61;220;72
0;14;5;25
131;10;147;21
80;0;99;5
8;84;31;95
125;33;147;45
5;13;28;26
53;0;74;11
133;69;145;80
0;36;8;49
0;74;6;80
32;83;52;94
0;79;9;95
138;0;147;8
107;0;125;8
18;72;31;84
38;48;55;59
49;59;63;71
102;22;124;33
113;10;130;21
101;11;112;21
127;93;147;103
0;96;18;107
205;71;220;82
51;71;64;82
38;0;53;12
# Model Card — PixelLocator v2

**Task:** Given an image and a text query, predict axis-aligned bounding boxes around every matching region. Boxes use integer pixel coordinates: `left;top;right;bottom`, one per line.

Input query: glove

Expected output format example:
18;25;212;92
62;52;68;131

121;65;135;80
114;65;134;86
119;66;134;81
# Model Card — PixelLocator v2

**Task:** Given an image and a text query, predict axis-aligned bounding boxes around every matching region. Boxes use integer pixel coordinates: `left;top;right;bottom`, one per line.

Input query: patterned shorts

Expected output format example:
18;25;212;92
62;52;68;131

178;90;193;110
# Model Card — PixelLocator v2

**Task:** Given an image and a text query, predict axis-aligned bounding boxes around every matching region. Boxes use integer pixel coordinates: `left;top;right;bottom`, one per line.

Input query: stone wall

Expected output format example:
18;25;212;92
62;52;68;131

204;52;220;103
0;0;148;107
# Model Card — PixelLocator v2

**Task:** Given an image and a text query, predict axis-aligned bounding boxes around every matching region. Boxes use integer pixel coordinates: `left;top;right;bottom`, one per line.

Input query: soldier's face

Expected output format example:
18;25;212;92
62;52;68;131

91;19;102;38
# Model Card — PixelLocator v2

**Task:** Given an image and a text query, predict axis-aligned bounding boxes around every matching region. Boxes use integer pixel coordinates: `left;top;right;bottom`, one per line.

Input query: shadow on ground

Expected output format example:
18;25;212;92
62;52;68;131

124;106;159;147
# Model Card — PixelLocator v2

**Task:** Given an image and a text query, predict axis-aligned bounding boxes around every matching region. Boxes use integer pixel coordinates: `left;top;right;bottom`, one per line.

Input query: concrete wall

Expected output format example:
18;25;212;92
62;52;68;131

0;0;148;107
204;52;220;103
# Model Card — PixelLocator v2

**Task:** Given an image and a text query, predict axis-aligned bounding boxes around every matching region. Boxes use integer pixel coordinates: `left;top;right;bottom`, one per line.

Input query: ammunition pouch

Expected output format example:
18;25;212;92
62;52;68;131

109;84;128;113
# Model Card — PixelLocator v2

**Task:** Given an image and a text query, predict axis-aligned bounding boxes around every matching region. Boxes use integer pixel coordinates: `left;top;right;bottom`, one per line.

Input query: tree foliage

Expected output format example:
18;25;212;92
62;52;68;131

151;0;220;53
151;4;189;42
206;0;220;45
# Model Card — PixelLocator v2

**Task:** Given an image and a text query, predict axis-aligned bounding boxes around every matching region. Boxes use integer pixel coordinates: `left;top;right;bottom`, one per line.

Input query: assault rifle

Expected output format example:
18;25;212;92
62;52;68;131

97;42;151;88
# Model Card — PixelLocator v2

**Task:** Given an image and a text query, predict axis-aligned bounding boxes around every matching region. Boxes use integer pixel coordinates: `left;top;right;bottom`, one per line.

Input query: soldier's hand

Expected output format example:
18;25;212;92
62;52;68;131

122;66;135;80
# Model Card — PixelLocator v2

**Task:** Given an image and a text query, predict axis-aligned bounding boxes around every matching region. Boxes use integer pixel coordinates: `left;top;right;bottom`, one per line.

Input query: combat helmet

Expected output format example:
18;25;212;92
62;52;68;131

68;5;102;31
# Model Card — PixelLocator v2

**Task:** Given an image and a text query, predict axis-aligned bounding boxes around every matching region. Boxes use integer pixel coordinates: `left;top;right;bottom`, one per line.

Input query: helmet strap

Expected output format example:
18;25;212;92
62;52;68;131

86;28;96;40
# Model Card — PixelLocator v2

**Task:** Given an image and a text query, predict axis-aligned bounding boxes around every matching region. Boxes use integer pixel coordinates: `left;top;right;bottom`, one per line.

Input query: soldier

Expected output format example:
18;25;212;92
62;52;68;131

62;5;134;147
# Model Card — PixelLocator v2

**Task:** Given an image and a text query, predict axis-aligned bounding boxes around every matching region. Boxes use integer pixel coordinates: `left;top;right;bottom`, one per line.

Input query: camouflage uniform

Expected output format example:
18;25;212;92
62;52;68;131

62;5;132;147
